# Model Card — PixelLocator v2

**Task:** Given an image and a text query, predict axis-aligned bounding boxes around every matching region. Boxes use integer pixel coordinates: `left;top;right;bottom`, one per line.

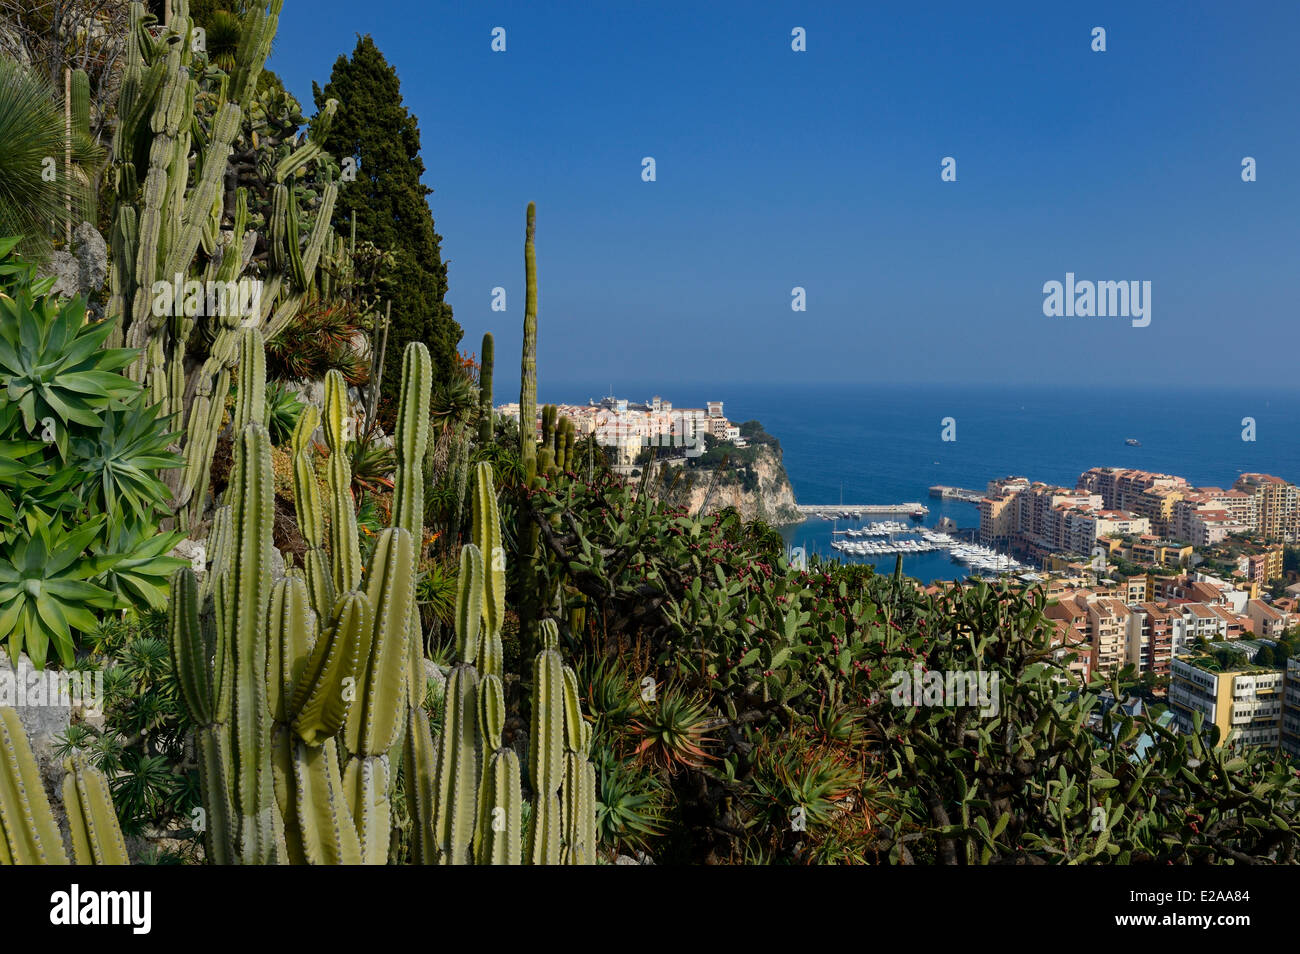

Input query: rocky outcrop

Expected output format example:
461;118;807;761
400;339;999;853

653;443;801;525
39;221;108;315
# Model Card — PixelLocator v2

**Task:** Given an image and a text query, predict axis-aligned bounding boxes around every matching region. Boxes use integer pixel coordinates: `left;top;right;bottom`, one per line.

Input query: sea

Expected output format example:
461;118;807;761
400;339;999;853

541;382;1300;583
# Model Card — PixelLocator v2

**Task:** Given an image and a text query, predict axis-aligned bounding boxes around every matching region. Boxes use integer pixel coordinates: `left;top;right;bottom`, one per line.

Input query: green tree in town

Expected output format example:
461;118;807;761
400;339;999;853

312;35;461;411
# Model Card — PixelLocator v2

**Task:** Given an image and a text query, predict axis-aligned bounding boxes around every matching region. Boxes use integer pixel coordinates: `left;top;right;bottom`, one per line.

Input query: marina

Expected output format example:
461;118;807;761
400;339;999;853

826;524;1032;576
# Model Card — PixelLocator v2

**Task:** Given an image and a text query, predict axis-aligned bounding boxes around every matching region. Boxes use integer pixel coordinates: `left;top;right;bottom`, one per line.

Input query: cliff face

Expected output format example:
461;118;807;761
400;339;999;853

652;443;801;526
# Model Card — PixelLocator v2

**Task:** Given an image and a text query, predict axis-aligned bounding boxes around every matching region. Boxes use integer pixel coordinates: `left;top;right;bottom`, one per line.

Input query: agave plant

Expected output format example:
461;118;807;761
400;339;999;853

593;746;668;854
629;684;716;773
264;381;305;445
748;731;860;835
0;272;135;460
0;519;126;666
90;525;188;612
0;438;80;542
415;557;457;629
72;400;182;526
347;422;396;500
584;655;641;728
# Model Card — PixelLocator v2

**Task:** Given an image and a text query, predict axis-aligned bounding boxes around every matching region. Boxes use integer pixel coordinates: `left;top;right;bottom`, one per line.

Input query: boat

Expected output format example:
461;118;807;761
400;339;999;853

909;509;925;522
1125;438;1140;446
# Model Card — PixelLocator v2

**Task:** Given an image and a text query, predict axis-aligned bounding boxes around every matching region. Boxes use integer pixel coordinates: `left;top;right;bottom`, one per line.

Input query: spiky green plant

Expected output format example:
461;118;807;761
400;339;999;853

421;461;596;865
0;706;129;864
108;0;344;530
0;60;103;261
477;332;494;444
169;331;429;864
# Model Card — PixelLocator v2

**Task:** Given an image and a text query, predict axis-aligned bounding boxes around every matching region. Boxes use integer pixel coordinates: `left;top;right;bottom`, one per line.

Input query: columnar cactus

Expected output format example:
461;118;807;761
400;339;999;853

518;203;542;645
169;332;427;864
108;0;345;529
392;342;432;541
0;707;128;865
423;462;596;864
478;332;494;445
519;203;538;478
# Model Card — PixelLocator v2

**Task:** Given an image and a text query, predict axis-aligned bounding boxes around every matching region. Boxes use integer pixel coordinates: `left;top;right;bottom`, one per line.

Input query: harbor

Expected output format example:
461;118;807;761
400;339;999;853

826;522;1034;577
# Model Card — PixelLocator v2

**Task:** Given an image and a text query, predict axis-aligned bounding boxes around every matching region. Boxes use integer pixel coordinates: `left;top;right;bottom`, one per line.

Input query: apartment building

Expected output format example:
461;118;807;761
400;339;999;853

1133;486;1186;537
1197;487;1256;528
1047;617;1092;684
1078;468;1190;512
1170;642;1285;749
1246;599;1292;639
1128;537;1193;567
1237;546;1284;584
1126;603;1173;678
1122;574;1151;604
1283;656;1300;758
1170;496;1248;546
1234;473;1299;542
1088;597;1131;675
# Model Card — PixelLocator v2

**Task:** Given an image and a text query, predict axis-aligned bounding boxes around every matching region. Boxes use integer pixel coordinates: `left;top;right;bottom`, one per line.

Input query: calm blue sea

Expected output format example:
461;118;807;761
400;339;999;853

541;383;1300;582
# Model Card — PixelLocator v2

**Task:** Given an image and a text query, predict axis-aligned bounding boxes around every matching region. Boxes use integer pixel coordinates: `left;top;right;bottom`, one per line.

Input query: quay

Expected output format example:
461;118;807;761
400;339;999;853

797;503;929;518
928;485;986;503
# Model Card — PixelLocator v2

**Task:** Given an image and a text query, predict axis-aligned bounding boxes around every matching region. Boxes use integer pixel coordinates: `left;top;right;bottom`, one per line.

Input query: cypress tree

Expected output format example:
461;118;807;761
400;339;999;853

312;35;461;412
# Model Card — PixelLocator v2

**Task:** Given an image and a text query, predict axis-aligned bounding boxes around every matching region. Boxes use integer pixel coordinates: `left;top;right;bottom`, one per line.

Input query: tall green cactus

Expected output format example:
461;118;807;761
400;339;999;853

0;708;129;865
170;332;427;864
424;462;596;864
519;203;538;478
518;204;542;647
478;332;494;445
108;0;346;529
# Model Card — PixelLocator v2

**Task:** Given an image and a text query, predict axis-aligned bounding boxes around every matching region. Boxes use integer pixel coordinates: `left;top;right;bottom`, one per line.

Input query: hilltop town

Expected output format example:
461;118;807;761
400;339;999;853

496;394;744;469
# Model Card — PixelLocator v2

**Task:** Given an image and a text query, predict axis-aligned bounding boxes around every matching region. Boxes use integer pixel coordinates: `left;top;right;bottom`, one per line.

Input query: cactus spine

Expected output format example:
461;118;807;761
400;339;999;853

478;332;494;444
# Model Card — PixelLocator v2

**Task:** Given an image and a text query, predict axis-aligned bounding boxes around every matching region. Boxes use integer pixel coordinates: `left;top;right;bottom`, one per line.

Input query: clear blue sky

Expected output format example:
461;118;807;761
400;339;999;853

268;0;1300;389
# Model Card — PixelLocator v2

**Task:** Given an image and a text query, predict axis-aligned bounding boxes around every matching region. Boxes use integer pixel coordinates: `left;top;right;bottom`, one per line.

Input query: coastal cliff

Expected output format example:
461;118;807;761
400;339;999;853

642;424;801;525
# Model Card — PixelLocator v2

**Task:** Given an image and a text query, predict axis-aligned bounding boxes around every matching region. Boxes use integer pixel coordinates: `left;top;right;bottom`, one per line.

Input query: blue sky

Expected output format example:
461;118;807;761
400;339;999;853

268;1;1300;390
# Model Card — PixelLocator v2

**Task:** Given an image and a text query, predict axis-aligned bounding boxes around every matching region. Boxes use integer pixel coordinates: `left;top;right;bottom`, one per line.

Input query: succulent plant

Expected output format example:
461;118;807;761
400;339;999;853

0;706;128;864
169;330;428;864
108;0;346;530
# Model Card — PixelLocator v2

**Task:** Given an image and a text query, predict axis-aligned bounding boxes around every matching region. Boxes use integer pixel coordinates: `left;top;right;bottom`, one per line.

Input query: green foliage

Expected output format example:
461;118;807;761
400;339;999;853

592;747;668;853
264;303;369;387
263;381;305;445
108;0;346;530
0;59;103;261
312;35;461;408
0;243;182;667
57;610;200;844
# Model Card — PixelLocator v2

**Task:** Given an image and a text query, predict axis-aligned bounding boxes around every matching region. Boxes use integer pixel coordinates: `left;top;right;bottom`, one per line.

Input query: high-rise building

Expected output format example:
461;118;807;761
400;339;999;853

1233;474;1299;542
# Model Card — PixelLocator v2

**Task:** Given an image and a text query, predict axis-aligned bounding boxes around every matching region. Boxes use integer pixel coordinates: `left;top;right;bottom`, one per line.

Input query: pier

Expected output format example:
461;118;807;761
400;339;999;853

929;485;986;504
797;503;929;518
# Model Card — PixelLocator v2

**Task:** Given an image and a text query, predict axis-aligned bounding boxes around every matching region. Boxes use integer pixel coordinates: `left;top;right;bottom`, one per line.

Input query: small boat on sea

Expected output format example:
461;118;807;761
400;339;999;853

1125;438;1140;446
